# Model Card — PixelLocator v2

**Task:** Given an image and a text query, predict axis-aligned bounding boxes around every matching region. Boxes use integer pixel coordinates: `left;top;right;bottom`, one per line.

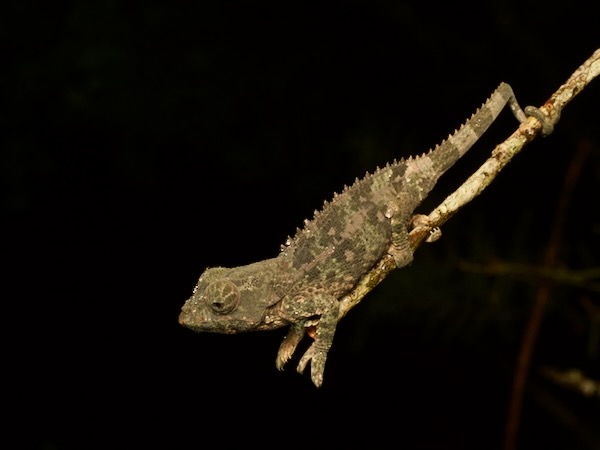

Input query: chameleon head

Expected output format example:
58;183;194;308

178;260;286;333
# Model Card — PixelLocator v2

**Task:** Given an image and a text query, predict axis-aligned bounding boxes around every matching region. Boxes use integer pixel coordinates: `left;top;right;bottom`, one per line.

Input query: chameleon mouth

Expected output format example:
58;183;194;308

178;307;193;328
178;308;237;333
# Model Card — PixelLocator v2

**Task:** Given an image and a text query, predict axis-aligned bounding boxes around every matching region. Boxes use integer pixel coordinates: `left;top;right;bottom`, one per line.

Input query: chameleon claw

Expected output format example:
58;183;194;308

275;348;292;371
426;227;442;243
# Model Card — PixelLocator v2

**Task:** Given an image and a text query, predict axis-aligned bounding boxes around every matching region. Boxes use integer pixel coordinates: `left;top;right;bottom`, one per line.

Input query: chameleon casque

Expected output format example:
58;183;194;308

179;82;543;387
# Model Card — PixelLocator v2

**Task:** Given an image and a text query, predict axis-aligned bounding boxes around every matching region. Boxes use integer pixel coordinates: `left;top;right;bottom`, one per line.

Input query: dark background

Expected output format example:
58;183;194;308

3;1;599;449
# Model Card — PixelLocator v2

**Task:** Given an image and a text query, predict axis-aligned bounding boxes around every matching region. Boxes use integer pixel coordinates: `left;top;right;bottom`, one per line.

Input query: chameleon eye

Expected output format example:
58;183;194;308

204;280;240;314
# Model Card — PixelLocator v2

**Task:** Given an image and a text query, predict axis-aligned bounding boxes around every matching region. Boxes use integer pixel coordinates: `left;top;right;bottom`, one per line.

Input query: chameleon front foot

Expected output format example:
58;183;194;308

276;328;329;387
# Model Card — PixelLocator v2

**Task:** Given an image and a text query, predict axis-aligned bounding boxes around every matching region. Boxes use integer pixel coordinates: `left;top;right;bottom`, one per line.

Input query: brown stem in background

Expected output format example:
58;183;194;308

503;139;592;450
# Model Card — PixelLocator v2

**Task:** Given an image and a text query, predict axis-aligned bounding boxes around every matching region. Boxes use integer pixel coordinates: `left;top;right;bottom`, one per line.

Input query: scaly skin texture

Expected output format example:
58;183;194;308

179;83;530;387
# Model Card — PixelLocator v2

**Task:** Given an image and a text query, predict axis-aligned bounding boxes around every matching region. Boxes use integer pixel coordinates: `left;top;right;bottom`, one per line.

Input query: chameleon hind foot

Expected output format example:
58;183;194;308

411;214;442;243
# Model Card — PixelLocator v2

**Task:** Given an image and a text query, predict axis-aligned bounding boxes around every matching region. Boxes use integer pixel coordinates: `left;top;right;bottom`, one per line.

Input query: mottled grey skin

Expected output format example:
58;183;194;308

179;83;530;387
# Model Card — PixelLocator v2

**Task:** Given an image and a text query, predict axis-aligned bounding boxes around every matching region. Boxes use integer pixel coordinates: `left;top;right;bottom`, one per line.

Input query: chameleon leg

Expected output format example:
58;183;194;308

296;303;338;388
386;202;414;269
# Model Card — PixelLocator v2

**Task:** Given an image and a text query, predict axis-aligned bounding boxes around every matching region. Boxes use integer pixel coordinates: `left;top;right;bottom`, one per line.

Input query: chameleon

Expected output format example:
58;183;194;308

179;82;549;387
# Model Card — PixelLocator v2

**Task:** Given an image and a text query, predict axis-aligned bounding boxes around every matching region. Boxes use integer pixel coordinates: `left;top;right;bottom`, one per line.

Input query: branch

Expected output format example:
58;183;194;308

338;48;600;319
